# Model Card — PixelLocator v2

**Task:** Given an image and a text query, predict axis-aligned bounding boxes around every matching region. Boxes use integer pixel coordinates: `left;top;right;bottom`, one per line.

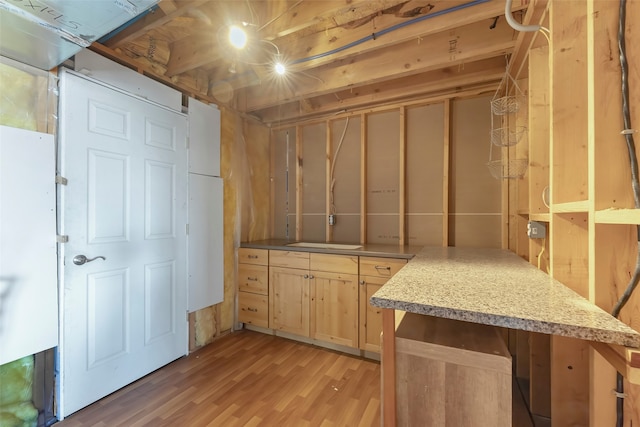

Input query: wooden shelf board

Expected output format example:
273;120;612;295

529;212;550;222
594;208;640;225
551;200;589;213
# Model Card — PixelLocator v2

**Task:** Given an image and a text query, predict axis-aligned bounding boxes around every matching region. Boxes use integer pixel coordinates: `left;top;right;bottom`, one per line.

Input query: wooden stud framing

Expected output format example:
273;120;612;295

442;99;451;247
326;121;333;242
360;113;367;245
399;107;406;246
381;308;396;427
295;126;303;241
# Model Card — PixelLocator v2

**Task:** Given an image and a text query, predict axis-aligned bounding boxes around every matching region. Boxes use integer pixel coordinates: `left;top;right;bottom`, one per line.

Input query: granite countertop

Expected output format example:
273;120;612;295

370;246;640;348
240;239;421;259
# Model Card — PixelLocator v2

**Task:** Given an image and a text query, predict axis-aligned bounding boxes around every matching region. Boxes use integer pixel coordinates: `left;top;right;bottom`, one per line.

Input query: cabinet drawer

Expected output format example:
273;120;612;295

238;291;268;328
238;248;268;265
269;250;310;269
238;264;268;294
310;253;358;274
360;256;407;277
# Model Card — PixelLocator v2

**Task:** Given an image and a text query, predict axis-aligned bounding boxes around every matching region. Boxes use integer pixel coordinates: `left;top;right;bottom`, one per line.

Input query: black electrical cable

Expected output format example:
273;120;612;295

613;1;639;426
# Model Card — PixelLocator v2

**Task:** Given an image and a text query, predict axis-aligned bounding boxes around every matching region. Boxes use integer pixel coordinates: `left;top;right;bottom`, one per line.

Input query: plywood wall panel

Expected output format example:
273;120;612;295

451;96;501;213
331;214;361;244
406;103;445;214
302;215;325;242
367;110;400;215
367;214;400;245
448;215;501;248
331;117;361;216
406;214;443;247
449;96;501;247
302;123;326;215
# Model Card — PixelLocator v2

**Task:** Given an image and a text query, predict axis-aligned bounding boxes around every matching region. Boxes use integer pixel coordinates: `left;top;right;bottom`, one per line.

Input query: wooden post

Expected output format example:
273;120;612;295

381;308;396;426
442;99;450;247
360;113;367;245
399;107;406;246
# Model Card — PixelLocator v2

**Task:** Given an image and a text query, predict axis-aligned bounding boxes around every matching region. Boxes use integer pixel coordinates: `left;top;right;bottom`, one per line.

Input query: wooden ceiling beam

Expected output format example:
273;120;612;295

255;56;506;123
267;81;500;128
105;0;210;48
241;18;515;112
257;0;408;40
268;0;526;73
166;35;220;76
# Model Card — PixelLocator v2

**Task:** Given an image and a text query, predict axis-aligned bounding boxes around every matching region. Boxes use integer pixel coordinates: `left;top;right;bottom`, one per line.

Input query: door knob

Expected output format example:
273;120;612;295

73;255;106;265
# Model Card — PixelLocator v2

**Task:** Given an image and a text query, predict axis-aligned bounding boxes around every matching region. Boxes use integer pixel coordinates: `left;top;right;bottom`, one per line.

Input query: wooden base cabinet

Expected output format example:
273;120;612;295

309;254;359;348
238;249;269;328
359;257;407;351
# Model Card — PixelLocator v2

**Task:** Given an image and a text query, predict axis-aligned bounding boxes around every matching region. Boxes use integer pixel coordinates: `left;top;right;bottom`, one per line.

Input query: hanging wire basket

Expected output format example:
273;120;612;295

491;71;524;115
486;139;528;179
490;126;527;146
486;159;528;179
491;96;520;115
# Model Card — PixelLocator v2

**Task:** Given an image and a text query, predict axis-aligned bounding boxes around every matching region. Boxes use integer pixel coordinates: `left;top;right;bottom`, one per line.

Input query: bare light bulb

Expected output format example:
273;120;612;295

229;25;247;49
275;62;286;75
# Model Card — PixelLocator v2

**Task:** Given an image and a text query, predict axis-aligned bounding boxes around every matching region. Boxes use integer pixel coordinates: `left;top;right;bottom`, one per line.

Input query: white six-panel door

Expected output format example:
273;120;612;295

58;71;188;417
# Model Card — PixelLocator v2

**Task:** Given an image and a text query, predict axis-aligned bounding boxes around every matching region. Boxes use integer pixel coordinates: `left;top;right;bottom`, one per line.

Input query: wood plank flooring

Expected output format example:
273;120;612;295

56;331;380;426
57;330;537;426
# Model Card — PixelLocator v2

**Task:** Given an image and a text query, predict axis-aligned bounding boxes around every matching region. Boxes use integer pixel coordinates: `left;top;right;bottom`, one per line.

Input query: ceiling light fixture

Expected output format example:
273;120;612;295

274;61;286;75
228;24;248;49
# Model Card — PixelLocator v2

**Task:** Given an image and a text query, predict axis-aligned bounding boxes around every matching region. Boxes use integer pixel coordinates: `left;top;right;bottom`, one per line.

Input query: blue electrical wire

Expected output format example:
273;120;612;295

290;0;490;65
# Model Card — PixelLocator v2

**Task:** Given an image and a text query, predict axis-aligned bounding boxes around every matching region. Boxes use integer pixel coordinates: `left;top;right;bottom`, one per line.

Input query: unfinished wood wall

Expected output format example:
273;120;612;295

508;0;640;425
270;95;502;247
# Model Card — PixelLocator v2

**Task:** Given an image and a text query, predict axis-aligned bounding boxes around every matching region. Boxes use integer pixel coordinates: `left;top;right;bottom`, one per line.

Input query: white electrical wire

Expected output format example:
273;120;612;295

329;117;350;215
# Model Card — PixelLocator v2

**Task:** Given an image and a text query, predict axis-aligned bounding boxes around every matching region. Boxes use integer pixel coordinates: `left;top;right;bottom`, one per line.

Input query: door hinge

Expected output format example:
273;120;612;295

55;175;68;185
57;235;69;243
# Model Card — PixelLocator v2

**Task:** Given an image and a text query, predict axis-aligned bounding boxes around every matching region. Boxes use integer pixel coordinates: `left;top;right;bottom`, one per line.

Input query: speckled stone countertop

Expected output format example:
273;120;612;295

240;239;421;259
370;246;640;348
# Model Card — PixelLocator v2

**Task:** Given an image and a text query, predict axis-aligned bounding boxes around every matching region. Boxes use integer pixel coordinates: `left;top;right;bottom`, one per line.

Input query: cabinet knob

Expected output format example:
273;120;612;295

247;277;258;281
375;265;391;271
309;275;314;279
304;274;309;279
247;307;258;312
248;255;258;259
359;280;365;285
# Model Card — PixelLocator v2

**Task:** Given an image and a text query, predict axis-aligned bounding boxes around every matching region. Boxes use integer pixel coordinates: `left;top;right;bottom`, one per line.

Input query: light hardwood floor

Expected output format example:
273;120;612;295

56;330;537;426
56;331;380;426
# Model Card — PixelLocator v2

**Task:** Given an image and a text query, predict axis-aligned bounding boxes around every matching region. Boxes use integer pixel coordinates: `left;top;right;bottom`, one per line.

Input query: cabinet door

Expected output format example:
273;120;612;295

269;267;309;337
359;275;388;352
310;271;359;348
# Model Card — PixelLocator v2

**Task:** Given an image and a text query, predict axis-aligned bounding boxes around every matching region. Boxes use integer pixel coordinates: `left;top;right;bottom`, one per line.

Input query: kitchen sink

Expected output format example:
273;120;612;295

286;242;363;250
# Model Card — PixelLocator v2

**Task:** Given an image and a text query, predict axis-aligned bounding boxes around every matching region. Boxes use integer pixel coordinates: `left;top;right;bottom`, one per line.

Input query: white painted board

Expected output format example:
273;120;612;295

188;97;221;177
188;174;223;312
74;49;181;112
0;125;57;365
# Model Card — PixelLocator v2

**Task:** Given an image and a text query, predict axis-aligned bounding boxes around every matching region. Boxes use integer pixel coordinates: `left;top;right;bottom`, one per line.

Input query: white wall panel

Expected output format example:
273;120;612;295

188;98;220;177
188;174;223;312
0;125;58;365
